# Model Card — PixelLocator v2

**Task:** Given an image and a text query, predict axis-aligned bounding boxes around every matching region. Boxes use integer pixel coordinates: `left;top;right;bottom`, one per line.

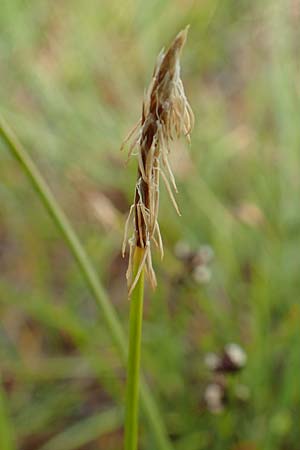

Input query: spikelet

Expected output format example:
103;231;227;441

122;26;194;296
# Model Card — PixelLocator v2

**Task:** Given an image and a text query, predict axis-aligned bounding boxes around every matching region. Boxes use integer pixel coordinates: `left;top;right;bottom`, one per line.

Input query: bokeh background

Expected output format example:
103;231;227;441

1;0;300;449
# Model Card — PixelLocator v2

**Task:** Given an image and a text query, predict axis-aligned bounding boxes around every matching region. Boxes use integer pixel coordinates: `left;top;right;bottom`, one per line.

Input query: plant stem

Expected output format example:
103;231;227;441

0;115;173;450
125;247;145;450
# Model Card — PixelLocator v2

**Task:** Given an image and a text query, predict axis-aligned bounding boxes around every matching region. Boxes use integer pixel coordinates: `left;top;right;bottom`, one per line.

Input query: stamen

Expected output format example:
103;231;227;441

161;169;181;216
122;204;135;257
120;120;141;152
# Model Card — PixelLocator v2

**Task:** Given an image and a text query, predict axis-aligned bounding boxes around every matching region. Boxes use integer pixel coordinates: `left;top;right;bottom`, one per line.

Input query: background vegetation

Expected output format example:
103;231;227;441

1;0;300;449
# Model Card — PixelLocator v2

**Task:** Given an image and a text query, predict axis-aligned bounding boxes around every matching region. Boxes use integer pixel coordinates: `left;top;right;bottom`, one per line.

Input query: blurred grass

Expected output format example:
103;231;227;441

1;0;300;449
0;377;16;450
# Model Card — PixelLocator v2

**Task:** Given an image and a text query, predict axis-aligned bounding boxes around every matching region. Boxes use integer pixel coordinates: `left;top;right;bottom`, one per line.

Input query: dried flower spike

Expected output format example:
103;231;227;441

122;26;194;295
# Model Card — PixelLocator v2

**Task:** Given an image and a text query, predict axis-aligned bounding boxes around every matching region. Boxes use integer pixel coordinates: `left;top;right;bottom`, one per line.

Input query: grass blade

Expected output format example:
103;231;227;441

39;408;122;450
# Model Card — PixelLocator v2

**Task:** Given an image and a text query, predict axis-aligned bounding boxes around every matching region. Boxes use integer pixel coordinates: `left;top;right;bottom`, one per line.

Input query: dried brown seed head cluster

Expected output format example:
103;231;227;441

122;27;194;295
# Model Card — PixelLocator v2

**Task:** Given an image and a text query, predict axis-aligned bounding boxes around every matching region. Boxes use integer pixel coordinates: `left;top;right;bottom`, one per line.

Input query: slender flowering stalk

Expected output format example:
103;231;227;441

124;248;145;450
122;26;194;295
123;27;193;450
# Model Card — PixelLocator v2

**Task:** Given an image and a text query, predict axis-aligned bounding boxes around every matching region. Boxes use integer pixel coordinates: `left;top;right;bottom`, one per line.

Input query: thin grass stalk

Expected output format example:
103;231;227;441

125;248;145;450
122;26;193;450
0;115;173;450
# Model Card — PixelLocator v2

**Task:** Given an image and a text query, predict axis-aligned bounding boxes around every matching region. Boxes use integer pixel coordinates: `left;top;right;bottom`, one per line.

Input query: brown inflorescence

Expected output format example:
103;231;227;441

122;27;194;295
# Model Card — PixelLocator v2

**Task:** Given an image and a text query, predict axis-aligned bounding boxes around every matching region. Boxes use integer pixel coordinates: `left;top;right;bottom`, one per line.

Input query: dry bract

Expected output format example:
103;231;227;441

122;27;194;295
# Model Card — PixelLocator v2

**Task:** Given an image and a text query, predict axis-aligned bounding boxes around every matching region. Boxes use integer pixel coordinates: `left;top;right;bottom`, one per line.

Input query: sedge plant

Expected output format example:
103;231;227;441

122;27;194;450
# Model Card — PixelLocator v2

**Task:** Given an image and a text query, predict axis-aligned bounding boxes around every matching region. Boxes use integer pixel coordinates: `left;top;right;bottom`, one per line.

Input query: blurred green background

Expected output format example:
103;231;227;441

1;0;300;449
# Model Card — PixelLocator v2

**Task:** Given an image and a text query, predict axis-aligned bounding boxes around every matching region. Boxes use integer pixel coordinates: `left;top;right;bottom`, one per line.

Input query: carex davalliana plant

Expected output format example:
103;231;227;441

122;26;194;296
122;27;193;450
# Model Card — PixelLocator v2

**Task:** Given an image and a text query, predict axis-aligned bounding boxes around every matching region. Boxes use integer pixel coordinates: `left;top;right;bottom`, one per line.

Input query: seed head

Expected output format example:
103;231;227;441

122;27;194;295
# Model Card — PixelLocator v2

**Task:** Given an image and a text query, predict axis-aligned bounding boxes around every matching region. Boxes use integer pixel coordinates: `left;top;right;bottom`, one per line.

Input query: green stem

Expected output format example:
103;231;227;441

125;248;145;450
0;115;173;450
